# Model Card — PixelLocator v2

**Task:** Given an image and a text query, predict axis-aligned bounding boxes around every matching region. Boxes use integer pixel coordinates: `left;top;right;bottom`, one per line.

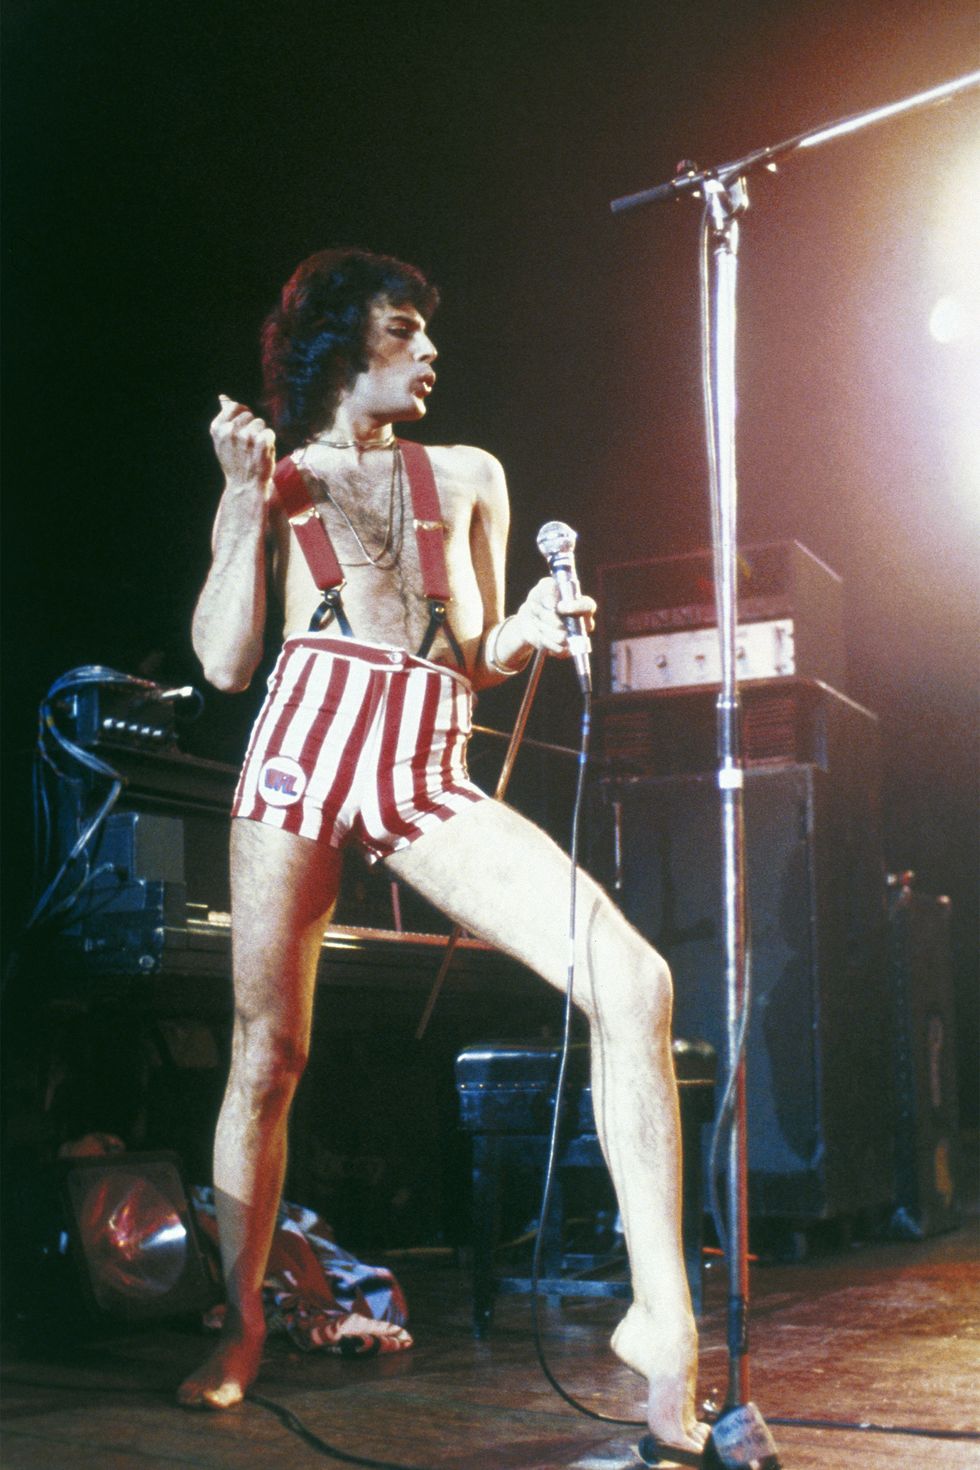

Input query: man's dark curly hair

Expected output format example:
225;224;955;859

261;248;439;451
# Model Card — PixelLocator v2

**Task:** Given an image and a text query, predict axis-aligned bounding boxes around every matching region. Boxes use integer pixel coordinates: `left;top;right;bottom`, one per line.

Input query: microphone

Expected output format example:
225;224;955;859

536;520;592;695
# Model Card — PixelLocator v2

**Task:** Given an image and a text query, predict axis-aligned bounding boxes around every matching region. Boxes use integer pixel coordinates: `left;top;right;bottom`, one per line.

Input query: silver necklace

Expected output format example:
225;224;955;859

299;443;403;569
313;433;397;451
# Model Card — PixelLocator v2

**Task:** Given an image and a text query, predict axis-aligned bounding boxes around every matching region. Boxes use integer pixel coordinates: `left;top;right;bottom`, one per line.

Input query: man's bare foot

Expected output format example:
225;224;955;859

176;1322;265;1410
611;1303;709;1456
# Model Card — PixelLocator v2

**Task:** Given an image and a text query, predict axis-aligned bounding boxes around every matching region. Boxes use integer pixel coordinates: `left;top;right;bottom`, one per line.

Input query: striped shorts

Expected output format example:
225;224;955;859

231;635;487;860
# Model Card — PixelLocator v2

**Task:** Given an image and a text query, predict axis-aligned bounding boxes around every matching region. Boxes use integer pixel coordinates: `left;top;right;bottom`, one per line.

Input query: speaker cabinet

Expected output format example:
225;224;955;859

887;882;961;1238
600;761;892;1220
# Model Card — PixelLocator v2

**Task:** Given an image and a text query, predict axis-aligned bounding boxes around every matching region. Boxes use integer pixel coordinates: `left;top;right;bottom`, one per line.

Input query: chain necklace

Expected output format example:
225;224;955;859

312;431;397;451
298;442;404;569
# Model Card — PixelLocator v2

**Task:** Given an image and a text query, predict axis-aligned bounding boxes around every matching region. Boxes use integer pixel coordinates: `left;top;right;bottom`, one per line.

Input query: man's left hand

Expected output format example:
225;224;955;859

513;576;596;658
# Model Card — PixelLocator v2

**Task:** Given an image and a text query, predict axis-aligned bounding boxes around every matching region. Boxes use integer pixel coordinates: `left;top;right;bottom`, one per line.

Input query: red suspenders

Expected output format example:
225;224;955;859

272;441;465;667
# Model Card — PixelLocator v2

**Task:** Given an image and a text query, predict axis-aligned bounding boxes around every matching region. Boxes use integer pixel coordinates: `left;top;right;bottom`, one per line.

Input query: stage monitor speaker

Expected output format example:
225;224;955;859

600;762;892;1220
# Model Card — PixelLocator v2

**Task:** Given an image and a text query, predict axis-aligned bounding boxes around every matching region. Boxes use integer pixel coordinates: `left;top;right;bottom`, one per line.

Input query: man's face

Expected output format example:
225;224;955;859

348;299;438;421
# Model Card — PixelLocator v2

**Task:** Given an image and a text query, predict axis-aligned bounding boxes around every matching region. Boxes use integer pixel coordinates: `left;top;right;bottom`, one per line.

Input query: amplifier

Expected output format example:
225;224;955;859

52;748;238;922
598;541;844;694
610;618;796;692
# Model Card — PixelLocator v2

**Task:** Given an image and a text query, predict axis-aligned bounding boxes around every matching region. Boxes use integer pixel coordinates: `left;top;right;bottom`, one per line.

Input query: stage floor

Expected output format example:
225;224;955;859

2;1193;978;1469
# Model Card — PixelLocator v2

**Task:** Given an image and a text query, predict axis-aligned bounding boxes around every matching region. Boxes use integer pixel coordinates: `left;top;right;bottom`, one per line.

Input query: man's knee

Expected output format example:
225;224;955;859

586;910;674;1036
231;1012;310;1104
619;947;673;1030
645;949;674;1024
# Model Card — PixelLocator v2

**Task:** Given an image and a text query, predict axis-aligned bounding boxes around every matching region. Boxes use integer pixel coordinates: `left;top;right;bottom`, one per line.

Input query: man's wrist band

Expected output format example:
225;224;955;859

484;617;532;677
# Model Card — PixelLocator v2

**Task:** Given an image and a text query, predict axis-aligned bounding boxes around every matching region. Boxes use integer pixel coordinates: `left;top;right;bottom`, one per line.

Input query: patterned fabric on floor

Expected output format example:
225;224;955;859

191;1186;413;1356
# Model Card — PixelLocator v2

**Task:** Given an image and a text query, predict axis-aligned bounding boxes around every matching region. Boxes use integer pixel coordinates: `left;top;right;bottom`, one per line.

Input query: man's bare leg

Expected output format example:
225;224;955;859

178;820;341;1409
387;800;708;1454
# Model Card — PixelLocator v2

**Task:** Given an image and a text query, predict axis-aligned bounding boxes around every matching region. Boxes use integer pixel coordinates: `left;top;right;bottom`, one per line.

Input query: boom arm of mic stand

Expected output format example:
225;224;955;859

414;649;546;1040
610;69;980;215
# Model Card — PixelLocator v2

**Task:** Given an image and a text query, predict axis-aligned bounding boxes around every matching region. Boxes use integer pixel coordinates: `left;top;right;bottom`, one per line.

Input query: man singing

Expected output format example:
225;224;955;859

182;247;707;1457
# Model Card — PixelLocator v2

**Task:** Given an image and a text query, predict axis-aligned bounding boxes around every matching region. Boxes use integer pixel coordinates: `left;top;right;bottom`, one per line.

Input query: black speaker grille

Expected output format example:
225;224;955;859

594;678;854;778
742;690;799;765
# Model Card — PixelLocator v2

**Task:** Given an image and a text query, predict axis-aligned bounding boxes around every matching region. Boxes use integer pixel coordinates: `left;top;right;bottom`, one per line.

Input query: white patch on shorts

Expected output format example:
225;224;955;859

257;755;308;807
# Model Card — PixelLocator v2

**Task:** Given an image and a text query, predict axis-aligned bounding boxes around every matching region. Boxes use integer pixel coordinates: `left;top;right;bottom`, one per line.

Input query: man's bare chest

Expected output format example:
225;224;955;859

305;456;405;567
275;451;479;646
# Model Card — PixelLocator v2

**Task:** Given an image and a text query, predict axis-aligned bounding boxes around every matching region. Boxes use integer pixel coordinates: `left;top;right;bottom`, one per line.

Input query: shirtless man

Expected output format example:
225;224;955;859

181;247;707;1457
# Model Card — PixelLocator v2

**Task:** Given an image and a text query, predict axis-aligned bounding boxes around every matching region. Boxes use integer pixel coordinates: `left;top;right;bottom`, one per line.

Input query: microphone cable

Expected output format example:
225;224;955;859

28;665;133;930
4;667;132;1000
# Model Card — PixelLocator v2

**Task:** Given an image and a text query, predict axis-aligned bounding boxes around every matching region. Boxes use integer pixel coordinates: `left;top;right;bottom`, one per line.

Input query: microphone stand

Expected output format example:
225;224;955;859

610;69;979;1470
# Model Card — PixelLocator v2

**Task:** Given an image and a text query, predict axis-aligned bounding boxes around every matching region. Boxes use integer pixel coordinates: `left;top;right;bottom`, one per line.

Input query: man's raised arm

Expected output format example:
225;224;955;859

192;395;277;692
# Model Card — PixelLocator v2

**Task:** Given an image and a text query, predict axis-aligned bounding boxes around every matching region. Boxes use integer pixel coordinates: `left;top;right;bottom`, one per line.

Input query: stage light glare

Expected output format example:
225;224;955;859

929;294;972;343
953;421;980;514
927;133;980;512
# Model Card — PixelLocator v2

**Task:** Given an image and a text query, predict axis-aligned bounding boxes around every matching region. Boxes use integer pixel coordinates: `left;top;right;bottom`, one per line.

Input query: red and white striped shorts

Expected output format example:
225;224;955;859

231;635;487;860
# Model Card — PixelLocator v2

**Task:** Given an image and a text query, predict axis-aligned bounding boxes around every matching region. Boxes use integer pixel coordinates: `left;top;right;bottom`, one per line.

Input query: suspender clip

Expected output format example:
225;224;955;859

310;582;354;636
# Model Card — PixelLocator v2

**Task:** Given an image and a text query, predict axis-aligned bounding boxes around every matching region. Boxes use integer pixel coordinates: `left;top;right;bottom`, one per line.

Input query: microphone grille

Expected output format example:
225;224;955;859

536;520;577;558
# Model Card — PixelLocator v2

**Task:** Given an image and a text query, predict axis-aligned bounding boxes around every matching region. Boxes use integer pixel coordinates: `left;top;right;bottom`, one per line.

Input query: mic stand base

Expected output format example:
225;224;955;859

703;1403;781;1469
637;1400;780;1467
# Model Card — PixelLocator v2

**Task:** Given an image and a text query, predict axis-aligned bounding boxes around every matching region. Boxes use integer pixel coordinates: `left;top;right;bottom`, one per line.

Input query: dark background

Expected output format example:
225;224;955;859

3;0;977;1117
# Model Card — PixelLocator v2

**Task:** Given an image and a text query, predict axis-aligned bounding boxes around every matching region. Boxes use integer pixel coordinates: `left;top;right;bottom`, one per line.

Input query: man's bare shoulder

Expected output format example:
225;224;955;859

422;445;507;523
421;442;505;487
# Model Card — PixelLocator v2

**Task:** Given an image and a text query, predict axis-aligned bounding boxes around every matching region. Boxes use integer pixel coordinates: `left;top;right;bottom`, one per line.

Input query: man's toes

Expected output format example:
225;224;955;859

177;1377;245;1411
